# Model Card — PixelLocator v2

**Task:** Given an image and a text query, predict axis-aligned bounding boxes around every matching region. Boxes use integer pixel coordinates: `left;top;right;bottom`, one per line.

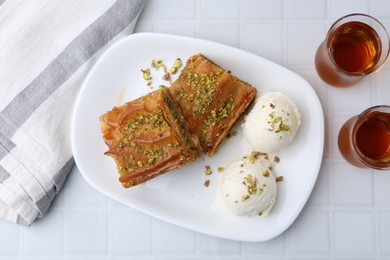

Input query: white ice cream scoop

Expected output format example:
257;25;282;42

242;92;301;153
213;155;277;217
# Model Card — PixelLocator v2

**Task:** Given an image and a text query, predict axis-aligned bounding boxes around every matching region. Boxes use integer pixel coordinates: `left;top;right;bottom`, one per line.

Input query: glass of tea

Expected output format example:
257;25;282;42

315;13;390;87
338;106;390;170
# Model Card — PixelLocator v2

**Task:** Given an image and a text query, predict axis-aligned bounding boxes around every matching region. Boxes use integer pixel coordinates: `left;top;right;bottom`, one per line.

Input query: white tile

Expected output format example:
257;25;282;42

137;0;154;21
200;24;240;48
244;257;287;260
329;82;373;116
66;209;108;255
242;0;283;20
241;23;283;64
290;209;330;255
295;69;328;111
290;257;330;260
155;24;197;37
65;169;108;207
50;188;66;208
373;0;390;19
374;69;390;104
306;162;330;207
377;171;390;207
242;234;285;255
0;221;19;255
154;220;196;255
155;0;196;20
331;116;349;160
379;210;390;255
331;161;374;207
110;208;153;255
200;0;239;20
199;234;241;255
134;24;154;33
287;24;325;68
333;211;375;255
334;257;385;260
287;0;327;20
20;208;64;255
329;0;370;19
19;257;64;260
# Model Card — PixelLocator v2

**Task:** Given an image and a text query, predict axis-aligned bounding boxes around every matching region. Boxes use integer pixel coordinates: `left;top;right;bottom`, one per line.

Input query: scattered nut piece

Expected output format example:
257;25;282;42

141;68;152;80
204;165;212;175
276;176;284;182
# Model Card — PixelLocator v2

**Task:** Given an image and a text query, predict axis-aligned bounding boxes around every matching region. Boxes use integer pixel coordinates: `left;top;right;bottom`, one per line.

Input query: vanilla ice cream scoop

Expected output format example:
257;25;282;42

214;155;277;217
242;92;301;153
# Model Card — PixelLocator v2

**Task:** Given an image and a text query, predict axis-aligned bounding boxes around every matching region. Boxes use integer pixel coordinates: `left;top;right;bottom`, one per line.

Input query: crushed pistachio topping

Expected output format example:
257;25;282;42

118;110;167;146
243;174;260;195
163;71;171;81
267;111;291;134
262;169;270;177
206;101;233;126
225;193;230;197
249;151;267;164
204;165;212;175
185;71;223;115
144;148;164;165
143;58;183;88
274;156;280;163
151;59;163;70
241;194;250;202
217;167;224;172
276;176;284;182
169;58;182;74
141;68;152;80
204;180;210;187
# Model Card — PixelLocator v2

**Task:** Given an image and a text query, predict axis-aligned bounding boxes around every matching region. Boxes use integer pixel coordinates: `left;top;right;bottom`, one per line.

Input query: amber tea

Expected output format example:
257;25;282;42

329;22;380;74
338;106;390;170
315;14;389;87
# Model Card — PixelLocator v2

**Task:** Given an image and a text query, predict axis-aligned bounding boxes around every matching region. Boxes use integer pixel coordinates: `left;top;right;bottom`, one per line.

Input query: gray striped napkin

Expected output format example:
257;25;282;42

0;0;145;225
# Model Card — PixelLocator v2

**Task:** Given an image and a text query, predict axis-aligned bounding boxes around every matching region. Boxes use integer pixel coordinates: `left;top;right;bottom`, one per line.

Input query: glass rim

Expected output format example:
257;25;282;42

325;13;390;77
351;105;390;170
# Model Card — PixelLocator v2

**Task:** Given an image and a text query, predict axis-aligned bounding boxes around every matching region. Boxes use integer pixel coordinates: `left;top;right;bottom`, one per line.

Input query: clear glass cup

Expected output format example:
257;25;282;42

338;105;390;170
315;13;390;87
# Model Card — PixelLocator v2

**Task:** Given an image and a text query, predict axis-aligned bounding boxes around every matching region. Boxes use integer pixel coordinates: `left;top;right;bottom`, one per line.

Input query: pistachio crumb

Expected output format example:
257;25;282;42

241;194;250;202
204;180;210;187
217;167;224;172
141;68;152;80
204;165;212;175
276;176;284;182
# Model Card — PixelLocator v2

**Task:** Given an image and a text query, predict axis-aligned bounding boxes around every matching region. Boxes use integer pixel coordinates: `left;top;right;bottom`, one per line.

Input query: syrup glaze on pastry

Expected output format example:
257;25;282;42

170;54;257;155
100;88;201;188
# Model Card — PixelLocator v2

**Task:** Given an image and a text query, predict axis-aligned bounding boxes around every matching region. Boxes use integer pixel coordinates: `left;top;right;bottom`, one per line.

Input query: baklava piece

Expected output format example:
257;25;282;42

100;88;201;188
169;54;257;155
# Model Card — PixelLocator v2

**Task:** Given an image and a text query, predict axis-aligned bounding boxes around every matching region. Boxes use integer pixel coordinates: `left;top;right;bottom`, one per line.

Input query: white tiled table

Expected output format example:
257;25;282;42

1;0;390;259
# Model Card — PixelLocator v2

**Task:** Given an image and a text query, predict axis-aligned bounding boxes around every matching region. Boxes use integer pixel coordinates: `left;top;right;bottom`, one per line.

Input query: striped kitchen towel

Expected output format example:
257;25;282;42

0;0;145;225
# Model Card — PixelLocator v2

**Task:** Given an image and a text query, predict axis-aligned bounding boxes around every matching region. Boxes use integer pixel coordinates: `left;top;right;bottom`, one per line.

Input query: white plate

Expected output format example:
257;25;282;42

71;33;324;242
